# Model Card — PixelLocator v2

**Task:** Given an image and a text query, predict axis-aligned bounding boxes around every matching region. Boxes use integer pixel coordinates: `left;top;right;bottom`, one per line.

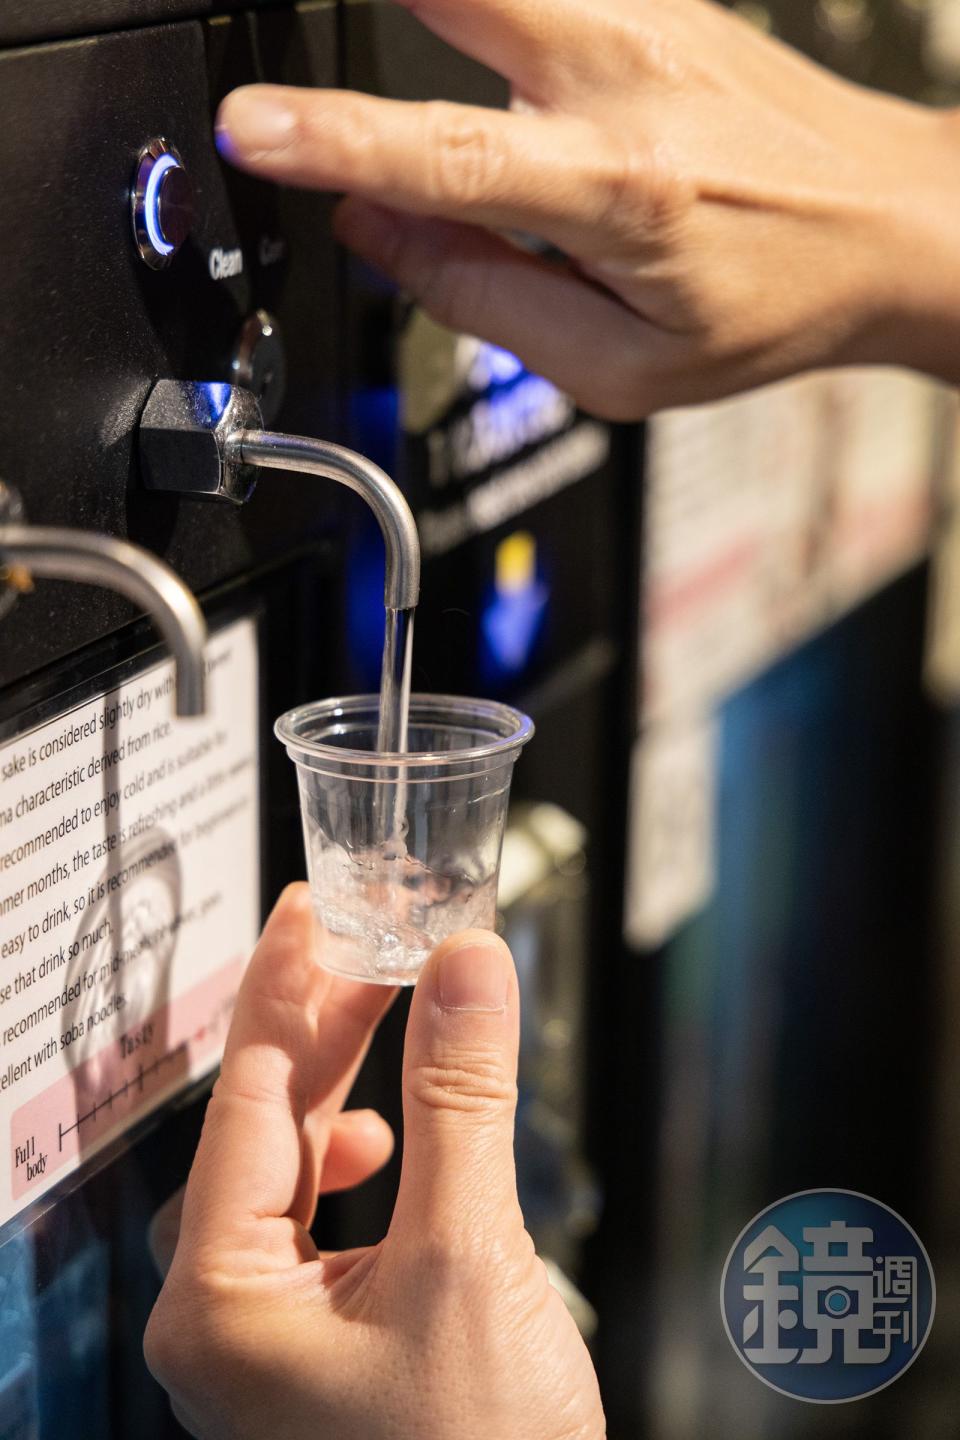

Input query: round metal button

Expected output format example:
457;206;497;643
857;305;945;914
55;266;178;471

131;138;193;270
231;310;287;424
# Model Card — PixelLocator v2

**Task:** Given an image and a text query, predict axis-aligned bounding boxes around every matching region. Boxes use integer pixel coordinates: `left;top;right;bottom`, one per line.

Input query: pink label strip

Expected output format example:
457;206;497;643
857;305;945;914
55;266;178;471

10;957;244;1201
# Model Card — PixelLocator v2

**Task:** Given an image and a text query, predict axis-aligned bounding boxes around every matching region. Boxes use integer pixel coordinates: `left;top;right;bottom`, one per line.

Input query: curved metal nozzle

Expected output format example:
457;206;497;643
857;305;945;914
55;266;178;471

138;381;420;612
0;506;207;717
227;430;421;612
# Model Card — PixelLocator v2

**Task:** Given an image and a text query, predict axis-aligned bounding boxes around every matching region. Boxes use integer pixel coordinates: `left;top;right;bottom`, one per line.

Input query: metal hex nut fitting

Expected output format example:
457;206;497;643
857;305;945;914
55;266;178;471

139;380;263;504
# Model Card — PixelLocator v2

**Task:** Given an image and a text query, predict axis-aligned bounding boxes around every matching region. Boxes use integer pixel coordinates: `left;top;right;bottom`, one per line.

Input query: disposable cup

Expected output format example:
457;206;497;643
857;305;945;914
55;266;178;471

275;694;534;984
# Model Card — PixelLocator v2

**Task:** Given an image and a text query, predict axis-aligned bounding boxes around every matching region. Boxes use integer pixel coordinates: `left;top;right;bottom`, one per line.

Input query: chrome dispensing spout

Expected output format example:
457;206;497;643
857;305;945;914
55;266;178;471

230;431;420;611
138;381;421;611
0;482;207;717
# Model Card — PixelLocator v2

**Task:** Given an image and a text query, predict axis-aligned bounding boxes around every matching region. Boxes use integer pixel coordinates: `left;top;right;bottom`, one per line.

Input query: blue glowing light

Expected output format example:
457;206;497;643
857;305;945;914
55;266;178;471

143;153;179;256
480;534;549;682
457;374;567;475
468;342;525;392
485;345;524;383
481;582;549;678
197;382;231;424
348;385;401;474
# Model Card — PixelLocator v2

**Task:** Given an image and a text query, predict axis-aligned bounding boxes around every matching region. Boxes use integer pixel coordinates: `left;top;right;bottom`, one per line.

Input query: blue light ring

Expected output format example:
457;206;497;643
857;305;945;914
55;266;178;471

131;139;187;269
142;152;179;257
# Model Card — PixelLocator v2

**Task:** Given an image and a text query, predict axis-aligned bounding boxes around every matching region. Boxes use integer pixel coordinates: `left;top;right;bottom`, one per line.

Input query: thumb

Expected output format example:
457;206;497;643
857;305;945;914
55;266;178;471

390;930;522;1245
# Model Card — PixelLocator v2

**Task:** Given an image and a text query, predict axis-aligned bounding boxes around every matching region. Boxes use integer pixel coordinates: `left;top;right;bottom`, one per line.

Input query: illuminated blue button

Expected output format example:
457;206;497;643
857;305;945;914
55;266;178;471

143;153;178;256
131;139;193;270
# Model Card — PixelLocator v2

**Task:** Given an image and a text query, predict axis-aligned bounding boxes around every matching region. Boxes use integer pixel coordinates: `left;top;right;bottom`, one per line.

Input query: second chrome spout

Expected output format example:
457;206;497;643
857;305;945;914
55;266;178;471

0;493;206;717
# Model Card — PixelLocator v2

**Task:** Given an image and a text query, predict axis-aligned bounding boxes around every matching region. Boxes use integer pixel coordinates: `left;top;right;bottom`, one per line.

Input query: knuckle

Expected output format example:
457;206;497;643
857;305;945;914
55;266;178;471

590;134;691;244
320;95;388;177
423;101;509;209
407;1052;518;1115
623;17;690;85
208;1071;291;1116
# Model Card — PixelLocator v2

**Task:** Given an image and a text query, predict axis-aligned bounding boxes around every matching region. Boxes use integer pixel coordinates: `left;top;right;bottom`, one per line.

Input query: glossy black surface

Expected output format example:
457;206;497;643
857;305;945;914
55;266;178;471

0;8;338;697
0;0;281;46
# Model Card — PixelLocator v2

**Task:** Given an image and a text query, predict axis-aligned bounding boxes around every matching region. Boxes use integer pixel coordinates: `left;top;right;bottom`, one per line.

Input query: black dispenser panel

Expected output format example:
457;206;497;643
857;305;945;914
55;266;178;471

0;0;280;47
0;7;339;695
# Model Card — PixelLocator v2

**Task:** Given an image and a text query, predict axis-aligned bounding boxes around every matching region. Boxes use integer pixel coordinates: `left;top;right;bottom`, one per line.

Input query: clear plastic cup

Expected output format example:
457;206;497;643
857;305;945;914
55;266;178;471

274;694;534;985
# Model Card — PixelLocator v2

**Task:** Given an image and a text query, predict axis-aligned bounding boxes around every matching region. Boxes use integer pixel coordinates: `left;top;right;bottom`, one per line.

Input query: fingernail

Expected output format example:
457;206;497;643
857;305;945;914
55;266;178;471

436;940;509;1013
216;87;296;161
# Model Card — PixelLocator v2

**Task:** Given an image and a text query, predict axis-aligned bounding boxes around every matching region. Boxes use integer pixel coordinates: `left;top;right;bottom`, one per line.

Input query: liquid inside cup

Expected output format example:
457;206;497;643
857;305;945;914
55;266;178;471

275;696;534;985
308;843;500;984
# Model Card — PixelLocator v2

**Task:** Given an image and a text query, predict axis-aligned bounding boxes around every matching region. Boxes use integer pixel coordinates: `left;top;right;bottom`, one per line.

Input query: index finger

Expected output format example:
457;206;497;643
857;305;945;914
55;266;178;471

176;884;395;1257
216;89;641;261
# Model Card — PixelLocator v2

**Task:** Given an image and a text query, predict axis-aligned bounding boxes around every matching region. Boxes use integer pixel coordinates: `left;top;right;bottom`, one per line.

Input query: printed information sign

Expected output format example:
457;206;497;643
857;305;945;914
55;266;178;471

0;616;260;1229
